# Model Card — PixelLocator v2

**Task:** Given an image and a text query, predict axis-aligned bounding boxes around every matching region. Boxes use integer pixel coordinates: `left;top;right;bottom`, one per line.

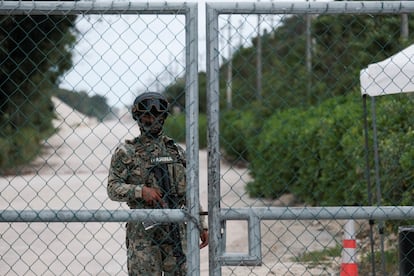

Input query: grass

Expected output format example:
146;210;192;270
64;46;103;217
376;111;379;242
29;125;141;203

294;245;341;267
294;244;399;275
359;249;398;275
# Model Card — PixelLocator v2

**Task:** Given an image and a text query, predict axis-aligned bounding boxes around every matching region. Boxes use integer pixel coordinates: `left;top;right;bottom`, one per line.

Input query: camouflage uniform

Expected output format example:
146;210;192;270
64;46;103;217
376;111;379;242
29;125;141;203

108;134;207;276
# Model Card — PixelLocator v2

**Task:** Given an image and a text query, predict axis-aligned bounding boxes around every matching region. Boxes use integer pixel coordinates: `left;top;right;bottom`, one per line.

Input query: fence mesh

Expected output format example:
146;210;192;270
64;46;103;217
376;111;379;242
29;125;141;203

1;1;414;275
207;2;414;275
0;4;197;275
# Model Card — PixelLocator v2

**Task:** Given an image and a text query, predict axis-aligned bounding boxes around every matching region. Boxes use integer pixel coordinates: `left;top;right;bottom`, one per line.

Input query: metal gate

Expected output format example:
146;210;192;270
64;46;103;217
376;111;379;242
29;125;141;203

0;2;203;275
2;1;414;275
206;2;414;275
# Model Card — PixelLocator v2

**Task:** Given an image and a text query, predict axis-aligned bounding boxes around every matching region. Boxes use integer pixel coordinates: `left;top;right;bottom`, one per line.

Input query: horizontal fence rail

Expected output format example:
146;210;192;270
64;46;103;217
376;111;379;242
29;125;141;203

0;1;196;15
0;209;187;223
2;1;414;15
2;206;414;223
220;206;414;221
207;1;414;14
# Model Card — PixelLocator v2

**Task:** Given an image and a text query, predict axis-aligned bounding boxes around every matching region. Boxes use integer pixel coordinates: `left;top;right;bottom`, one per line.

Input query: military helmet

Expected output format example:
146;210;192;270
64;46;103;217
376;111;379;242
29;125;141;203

131;92;169;121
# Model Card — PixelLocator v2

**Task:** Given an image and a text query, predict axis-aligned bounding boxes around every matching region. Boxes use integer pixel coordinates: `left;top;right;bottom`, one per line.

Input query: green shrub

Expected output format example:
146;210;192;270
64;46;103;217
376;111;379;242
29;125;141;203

163;113;186;142
246;107;311;198
0;126;44;172
220;109;258;162
11;128;42;166
246;93;414;206
163;113;207;149
0;138;11;169
373;95;414;206
246;94;366;204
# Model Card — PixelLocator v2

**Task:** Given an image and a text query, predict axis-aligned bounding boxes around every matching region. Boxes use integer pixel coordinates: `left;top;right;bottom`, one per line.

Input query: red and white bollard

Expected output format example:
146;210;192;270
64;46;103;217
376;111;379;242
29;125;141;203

340;220;358;276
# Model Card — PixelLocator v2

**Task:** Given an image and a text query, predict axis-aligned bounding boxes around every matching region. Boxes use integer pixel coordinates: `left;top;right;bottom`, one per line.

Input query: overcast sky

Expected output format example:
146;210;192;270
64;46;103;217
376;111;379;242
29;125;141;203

59;0;303;108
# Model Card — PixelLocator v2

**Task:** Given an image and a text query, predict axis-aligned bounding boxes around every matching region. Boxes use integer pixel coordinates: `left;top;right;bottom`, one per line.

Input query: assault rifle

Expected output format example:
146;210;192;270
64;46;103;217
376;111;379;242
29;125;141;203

151;163;186;266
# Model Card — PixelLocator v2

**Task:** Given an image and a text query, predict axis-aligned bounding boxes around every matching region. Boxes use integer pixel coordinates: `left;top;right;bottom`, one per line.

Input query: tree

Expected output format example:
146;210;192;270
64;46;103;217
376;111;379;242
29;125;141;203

164;72;208;114
0;11;77;169
312;14;413;100
54;88;112;122
164;77;186;112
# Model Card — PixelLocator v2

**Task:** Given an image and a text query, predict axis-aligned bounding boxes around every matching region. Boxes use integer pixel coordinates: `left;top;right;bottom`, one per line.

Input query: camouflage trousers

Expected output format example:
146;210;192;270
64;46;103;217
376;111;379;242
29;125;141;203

126;222;187;276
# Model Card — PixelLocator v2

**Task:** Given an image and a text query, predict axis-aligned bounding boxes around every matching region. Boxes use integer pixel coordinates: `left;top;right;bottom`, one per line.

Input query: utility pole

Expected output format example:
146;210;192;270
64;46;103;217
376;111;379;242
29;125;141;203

239;19;244;47
401;14;409;39
306;13;312;105
226;16;232;109
256;11;263;101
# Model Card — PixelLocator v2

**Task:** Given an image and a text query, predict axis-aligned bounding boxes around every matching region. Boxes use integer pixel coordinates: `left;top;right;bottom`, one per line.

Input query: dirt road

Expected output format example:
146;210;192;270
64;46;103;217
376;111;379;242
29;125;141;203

0;111;342;275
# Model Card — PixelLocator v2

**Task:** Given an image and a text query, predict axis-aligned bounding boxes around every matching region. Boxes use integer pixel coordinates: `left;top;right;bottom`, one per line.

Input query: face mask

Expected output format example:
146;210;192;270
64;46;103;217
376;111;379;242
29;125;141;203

138;111;165;137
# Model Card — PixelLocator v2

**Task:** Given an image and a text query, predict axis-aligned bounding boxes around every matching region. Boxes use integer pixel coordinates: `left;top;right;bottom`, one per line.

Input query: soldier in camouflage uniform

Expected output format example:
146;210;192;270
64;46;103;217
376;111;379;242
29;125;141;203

107;92;208;276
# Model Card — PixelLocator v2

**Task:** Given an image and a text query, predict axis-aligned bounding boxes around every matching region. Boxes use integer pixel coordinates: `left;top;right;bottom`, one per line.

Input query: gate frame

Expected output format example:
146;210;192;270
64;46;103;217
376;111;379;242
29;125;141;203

206;2;414;275
0;1;202;275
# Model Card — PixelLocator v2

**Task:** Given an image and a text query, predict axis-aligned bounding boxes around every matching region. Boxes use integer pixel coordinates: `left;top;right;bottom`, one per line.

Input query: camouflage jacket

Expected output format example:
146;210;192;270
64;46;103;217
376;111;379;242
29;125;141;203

107;134;207;230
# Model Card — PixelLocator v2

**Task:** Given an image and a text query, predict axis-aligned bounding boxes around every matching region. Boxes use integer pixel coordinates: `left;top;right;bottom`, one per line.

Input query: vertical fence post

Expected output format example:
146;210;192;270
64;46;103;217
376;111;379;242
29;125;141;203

399;226;414;275
185;4;201;275
206;3;222;276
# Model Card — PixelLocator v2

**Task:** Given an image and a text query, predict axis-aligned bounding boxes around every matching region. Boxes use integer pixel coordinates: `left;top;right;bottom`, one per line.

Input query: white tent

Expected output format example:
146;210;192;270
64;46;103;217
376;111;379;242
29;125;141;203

359;44;414;268
360;44;414;96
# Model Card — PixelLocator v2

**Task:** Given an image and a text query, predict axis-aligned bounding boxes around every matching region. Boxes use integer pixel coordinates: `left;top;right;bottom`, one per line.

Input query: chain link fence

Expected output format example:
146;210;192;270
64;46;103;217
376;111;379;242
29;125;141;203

2;1;414;276
207;2;414;275
0;2;202;275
